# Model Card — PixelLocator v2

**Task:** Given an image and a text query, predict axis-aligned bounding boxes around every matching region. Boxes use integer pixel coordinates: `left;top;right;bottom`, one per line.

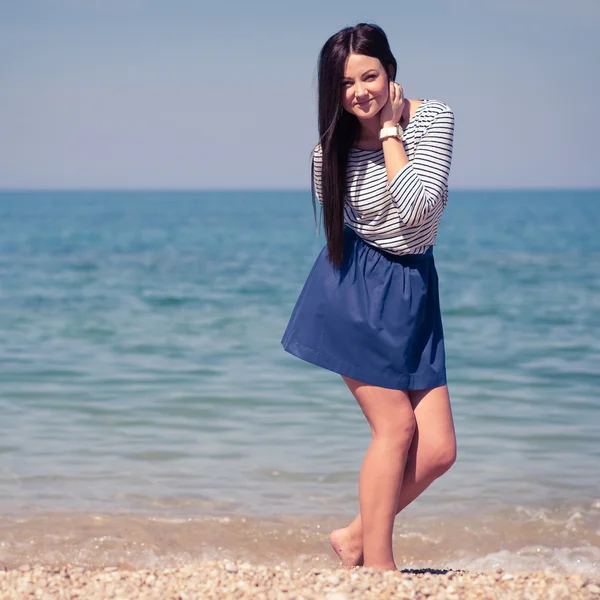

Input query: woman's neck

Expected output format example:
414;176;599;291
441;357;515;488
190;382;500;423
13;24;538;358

358;102;410;143
357;116;382;144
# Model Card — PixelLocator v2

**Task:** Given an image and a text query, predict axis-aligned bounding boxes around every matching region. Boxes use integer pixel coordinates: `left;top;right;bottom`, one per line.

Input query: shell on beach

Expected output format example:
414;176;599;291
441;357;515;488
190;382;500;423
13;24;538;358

0;561;598;600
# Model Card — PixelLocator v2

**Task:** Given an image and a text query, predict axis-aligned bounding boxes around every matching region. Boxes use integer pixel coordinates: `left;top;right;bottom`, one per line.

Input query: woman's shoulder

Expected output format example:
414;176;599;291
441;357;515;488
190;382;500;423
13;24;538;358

312;143;323;160
409;100;455;138
416;99;454;126
418;98;453;114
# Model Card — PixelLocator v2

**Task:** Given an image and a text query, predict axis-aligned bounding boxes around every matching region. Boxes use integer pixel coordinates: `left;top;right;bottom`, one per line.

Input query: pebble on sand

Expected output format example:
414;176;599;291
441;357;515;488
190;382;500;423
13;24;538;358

0;561;598;600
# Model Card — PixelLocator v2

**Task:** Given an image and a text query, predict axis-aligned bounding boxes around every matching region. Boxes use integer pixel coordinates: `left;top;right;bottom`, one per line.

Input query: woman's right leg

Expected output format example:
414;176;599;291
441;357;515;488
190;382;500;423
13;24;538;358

331;384;456;568
341;376;416;571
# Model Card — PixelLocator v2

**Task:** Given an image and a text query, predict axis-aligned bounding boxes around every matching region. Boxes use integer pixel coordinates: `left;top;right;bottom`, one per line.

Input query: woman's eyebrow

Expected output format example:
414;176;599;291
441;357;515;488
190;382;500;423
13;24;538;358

342;69;379;81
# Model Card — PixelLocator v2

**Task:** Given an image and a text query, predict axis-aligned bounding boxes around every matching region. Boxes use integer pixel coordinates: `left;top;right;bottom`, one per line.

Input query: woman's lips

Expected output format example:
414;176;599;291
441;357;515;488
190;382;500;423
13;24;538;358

356;99;372;108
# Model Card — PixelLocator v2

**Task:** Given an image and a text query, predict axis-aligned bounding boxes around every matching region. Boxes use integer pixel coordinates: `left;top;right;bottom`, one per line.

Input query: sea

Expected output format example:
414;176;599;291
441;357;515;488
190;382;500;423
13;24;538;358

0;190;598;575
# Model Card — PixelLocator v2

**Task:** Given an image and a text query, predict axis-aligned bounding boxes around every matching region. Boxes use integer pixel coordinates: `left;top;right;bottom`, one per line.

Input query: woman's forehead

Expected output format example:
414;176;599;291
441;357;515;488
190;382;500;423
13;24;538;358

343;53;382;77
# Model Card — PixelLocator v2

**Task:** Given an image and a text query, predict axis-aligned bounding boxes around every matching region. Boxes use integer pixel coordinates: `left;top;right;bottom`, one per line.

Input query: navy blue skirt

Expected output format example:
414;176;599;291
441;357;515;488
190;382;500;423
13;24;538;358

281;227;447;390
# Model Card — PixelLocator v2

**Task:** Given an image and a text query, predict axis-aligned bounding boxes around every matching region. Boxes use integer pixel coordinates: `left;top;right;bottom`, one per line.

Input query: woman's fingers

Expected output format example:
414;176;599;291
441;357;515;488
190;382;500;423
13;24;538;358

388;83;404;122
395;83;404;105
381;82;405;126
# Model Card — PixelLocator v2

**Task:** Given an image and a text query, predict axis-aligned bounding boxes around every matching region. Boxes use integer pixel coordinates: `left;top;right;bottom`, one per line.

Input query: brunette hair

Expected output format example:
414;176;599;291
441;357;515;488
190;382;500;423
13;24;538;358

313;23;397;267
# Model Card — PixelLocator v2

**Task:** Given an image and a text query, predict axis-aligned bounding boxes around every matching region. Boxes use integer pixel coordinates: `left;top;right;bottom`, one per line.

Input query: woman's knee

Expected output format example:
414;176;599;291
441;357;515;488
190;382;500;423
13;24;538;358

429;437;457;478
372;410;417;449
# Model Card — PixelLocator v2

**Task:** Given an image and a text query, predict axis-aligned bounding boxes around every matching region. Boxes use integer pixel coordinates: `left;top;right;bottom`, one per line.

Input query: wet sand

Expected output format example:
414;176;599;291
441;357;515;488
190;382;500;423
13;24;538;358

1;512;598;598
2;511;599;574
1;561;598;599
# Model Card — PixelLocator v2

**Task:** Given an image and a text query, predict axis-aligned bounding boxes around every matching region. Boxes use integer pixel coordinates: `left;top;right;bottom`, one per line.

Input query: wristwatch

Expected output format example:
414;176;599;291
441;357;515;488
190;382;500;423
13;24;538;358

379;124;404;140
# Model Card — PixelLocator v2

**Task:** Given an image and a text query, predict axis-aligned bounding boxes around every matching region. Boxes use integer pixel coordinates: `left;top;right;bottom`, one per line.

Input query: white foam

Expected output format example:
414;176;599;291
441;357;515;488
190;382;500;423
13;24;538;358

455;546;600;577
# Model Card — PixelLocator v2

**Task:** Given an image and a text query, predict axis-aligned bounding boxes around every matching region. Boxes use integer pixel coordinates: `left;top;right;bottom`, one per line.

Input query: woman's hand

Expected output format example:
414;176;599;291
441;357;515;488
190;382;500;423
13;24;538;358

379;81;405;127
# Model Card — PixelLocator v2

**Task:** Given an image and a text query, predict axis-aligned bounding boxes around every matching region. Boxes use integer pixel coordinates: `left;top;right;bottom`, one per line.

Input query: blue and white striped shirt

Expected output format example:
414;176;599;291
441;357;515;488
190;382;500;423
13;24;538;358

313;99;455;255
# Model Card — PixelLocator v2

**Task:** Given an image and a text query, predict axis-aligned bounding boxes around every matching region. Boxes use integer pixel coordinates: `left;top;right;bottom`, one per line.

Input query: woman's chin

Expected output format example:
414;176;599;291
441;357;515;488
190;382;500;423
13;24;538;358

354;108;380;122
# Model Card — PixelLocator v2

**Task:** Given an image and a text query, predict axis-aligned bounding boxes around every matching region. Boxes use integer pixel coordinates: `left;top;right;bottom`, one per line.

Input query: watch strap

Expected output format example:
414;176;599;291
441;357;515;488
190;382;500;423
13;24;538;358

379;124;404;140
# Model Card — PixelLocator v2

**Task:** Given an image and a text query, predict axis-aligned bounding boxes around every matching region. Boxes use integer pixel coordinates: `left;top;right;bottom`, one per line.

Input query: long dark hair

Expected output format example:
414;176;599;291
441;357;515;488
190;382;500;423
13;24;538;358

314;23;397;267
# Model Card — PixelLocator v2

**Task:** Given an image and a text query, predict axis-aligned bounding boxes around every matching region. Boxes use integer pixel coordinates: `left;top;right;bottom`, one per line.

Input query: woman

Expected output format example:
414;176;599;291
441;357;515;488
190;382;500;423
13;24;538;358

281;23;456;572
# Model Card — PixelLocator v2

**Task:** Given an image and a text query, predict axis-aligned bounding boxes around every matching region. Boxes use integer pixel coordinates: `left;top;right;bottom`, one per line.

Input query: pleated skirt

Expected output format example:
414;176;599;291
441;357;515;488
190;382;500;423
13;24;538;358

281;227;447;390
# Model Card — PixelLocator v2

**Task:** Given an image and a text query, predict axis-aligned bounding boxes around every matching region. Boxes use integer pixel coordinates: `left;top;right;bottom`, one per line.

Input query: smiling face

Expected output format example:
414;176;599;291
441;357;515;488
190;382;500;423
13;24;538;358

341;53;390;121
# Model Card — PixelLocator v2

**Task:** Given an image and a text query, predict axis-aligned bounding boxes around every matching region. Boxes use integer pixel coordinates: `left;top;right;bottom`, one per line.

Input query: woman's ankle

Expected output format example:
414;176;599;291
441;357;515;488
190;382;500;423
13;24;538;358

346;518;363;541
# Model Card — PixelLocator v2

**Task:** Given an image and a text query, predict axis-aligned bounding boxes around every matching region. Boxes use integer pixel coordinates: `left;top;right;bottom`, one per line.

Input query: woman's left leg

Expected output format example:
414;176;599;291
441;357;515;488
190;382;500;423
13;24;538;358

330;383;456;568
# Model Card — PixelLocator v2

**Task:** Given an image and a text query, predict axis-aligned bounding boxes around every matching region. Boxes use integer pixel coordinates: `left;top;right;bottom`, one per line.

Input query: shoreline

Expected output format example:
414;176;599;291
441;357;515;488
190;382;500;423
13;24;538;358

1;561;598;600
1;510;599;578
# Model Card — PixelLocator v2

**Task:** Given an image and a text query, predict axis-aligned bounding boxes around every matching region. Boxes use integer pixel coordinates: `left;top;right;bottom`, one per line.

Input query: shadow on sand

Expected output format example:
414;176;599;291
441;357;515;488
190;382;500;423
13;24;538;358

400;568;467;576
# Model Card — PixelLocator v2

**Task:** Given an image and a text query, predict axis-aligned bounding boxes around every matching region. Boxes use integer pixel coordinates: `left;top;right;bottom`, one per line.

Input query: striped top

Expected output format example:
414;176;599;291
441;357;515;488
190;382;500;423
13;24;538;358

313;99;455;255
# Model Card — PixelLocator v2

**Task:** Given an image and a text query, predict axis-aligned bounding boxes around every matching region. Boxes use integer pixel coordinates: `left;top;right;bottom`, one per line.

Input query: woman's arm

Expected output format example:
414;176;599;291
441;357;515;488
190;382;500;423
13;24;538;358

311;144;323;206
310;145;323;231
383;108;455;227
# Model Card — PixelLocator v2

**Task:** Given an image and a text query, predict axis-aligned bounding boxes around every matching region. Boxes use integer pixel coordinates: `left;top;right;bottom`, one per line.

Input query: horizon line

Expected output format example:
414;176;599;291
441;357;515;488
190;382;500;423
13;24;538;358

1;187;599;193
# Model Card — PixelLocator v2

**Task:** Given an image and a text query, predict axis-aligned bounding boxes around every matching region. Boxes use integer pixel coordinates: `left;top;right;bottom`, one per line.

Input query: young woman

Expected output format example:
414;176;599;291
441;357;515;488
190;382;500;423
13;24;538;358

281;23;456;572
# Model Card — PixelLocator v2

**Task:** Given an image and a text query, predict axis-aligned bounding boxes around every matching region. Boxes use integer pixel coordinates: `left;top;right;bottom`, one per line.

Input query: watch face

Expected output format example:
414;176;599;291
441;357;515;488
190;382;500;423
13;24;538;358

379;125;403;140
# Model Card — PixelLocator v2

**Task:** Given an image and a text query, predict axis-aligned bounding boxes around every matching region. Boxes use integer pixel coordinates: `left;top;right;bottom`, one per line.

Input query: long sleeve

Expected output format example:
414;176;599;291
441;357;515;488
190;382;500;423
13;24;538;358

387;109;454;227
311;144;323;206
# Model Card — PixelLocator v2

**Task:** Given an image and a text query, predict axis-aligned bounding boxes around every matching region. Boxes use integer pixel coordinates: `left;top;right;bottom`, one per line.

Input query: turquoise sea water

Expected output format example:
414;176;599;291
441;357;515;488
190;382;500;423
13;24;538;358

0;190;599;573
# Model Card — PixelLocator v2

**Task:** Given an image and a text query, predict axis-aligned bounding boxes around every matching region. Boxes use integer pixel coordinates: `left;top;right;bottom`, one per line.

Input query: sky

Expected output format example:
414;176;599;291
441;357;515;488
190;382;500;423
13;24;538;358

1;0;599;190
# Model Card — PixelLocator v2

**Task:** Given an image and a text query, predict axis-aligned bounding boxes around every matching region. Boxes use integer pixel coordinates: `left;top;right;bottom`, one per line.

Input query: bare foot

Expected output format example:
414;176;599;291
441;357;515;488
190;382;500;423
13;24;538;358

363;563;398;572
329;527;364;569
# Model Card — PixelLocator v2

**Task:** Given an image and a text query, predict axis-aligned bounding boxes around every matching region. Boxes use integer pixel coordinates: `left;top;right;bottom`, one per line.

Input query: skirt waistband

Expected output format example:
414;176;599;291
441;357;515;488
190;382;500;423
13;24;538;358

346;227;433;264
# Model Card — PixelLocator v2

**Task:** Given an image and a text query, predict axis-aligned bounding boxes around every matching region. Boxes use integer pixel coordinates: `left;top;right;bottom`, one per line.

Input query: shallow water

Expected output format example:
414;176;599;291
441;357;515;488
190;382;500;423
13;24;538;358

0;505;598;575
0;190;599;574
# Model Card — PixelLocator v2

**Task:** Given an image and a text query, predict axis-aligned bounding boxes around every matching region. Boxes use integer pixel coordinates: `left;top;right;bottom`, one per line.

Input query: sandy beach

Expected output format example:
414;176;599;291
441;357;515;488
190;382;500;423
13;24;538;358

1;511;599;598
1;561;598;600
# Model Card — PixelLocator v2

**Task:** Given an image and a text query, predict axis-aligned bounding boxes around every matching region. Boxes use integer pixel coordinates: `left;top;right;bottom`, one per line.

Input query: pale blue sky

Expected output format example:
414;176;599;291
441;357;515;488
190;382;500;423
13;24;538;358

1;1;599;189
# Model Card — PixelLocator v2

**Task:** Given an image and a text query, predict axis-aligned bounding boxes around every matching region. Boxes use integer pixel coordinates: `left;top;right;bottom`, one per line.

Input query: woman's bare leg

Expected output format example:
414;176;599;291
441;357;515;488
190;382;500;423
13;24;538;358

330;383;456;568
334;376;416;571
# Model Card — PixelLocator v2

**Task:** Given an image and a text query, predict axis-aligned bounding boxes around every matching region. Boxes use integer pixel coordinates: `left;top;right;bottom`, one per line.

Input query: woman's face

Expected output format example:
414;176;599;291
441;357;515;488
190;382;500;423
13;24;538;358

341;53;390;120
